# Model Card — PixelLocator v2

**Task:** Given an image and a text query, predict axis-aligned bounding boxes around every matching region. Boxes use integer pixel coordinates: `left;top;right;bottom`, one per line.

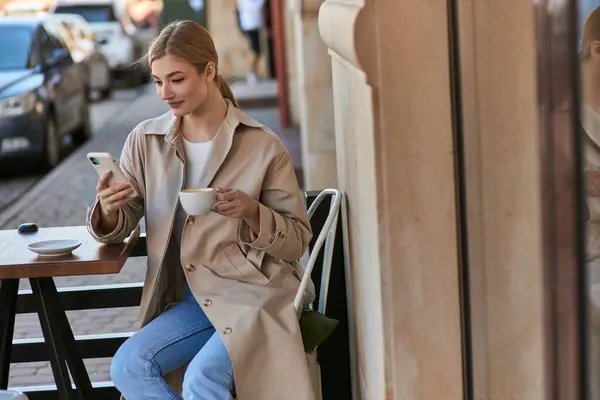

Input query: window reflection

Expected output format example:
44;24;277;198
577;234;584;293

581;4;600;399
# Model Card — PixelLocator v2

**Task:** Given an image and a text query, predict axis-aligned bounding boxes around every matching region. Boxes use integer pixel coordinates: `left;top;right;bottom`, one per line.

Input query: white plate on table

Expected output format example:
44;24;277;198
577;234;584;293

27;239;82;257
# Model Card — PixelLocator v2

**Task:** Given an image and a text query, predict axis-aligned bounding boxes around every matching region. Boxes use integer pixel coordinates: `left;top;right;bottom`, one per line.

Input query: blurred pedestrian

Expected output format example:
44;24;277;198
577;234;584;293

236;0;265;84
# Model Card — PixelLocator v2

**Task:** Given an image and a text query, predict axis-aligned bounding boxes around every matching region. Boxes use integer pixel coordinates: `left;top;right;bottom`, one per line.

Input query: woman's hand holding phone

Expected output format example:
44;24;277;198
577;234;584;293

96;171;134;233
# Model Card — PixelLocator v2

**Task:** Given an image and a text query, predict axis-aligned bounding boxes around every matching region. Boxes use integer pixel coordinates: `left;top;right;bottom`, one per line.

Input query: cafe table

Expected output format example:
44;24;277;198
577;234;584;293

0;225;140;400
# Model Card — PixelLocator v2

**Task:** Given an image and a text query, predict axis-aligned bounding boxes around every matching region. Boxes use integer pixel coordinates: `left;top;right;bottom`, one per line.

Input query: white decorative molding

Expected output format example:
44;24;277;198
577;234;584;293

318;1;362;71
318;0;378;84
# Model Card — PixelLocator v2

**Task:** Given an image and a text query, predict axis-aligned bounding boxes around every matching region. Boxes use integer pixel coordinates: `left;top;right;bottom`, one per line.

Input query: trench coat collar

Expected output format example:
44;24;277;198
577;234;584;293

140;99;264;187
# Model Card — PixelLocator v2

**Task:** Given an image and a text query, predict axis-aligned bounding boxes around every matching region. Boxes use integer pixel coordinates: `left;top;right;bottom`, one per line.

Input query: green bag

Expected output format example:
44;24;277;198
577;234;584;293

299;308;339;352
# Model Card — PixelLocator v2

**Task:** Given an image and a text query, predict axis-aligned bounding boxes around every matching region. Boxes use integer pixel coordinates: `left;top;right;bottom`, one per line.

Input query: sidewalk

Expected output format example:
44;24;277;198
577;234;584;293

232;80;279;109
5;82;304;387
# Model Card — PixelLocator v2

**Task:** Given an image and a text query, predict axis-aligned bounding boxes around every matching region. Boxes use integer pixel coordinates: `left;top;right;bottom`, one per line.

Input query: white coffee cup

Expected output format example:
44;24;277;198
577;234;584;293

178;188;219;215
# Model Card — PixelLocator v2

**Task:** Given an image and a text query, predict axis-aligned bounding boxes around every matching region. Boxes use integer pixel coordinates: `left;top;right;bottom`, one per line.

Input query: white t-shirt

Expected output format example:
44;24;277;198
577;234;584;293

237;0;265;31
173;137;213;245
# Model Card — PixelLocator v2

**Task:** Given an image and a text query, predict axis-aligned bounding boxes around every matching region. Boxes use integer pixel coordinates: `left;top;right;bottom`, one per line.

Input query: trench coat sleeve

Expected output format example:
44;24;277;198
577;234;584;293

86;132;145;244
239;150;312;262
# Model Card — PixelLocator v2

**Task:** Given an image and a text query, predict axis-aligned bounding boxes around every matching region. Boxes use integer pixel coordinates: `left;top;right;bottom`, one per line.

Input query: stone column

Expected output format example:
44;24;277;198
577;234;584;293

318;1;464;399
457;1;547;398
291;0;337;190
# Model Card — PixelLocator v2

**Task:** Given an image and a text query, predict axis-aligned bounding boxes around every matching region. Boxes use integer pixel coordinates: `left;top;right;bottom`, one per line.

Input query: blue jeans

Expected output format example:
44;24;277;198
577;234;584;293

110;284;235;399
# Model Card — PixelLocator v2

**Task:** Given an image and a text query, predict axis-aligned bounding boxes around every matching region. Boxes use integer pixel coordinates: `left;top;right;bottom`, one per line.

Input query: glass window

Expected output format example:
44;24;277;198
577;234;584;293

38;28;61;64
43;22;68;50
581;2;600;399
0;26;34;70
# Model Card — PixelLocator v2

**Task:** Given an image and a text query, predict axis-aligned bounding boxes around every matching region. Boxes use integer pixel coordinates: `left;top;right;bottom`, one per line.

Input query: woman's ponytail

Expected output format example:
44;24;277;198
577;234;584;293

215;75;239;108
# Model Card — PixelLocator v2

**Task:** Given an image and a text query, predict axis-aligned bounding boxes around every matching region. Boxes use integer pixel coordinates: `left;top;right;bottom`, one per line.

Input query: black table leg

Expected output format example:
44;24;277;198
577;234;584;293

0;279;18;389
30;277;94;400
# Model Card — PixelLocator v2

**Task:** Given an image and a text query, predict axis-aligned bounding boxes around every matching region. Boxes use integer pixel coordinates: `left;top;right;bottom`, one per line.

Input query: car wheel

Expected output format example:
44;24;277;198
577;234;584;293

72;98;92;146
41;114;61;171
100;69;113;99
100;84;112;99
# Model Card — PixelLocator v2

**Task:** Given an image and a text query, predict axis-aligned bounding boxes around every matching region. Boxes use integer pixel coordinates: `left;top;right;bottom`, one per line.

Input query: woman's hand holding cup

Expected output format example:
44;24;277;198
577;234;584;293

214;188;260;235
177;187;261;235
213;188;258;219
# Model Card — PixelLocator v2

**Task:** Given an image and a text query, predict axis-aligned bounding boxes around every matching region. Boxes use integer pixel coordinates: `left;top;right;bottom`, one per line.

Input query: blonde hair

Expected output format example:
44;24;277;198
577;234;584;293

142;20;239;107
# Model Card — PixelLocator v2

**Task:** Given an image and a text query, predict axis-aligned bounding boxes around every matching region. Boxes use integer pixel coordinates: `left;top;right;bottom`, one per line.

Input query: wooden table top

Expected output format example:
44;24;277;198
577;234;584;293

0;226;139;279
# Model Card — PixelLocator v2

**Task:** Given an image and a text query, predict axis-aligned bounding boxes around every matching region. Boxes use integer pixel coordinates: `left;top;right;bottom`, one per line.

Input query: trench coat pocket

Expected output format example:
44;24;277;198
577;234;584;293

223;244;271;286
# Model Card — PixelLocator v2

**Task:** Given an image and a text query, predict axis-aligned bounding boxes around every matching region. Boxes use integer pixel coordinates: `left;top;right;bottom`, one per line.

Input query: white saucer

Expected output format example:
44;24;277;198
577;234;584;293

27;239;82;257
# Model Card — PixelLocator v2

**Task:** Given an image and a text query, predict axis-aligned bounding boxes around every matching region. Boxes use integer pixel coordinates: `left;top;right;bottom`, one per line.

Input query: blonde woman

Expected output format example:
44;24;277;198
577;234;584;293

87;20;315;400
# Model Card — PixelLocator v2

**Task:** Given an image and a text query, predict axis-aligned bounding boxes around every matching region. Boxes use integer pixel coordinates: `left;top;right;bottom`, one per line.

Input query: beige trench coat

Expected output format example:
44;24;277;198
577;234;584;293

86;100;316;400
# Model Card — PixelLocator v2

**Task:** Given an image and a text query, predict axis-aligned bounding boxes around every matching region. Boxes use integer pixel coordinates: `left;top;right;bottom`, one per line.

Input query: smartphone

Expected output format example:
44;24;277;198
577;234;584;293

87;152;137;198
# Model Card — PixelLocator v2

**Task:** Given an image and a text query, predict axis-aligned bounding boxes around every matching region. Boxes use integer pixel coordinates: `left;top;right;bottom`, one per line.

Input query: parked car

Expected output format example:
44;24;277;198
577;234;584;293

0;16;91;170
52;13;112;99
50;0;145;86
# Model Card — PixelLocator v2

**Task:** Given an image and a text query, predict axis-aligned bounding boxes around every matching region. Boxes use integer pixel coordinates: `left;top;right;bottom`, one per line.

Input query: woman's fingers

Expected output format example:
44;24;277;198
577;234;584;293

216;188;239;202
215;199;238;212
103;197;132;213
97;171;112;191
104;188;134;205
98;179;134;213
99;182;133;201
216;208;242;218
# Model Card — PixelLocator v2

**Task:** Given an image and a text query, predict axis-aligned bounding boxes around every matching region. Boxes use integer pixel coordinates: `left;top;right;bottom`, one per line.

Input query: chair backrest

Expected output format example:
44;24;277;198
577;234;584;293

294;189;342;316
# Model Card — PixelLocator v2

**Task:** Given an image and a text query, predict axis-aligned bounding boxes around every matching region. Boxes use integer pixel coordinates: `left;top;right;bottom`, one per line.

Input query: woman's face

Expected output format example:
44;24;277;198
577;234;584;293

151;54;211;117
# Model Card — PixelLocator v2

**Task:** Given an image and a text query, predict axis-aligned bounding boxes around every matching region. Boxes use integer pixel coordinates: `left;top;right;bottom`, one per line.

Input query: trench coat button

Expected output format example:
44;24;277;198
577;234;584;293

185;264;195;272
223;327;232;334
187;217;195;225
203;299;212;307
278;231;285;239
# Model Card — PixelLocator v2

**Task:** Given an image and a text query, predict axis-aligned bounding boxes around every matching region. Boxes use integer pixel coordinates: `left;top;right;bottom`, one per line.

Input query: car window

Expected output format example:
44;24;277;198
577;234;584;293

53;5;117;23
37;24;68;66
43;22;68;50
0;26;35;70
37;29;56;64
